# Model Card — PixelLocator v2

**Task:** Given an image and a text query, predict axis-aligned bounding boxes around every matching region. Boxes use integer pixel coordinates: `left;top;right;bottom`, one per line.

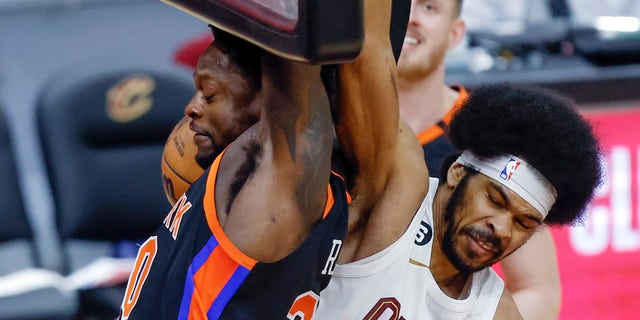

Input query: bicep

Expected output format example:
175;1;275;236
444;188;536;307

258;54;334;201
216;55;334;226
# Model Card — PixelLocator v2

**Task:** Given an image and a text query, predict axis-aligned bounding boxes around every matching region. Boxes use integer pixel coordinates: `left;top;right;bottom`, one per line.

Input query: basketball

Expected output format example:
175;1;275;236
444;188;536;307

161;116;205;205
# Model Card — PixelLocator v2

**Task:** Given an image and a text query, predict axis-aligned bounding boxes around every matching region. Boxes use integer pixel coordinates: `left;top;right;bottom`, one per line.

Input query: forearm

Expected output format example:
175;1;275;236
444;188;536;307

511;287;561;320
333;0;398;198
493;288;524;320
500;228;561;320
259;52;334;203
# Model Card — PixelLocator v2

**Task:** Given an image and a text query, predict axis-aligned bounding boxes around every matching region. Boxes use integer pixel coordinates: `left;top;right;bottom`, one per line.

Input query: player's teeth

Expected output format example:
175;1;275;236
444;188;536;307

404;37;418;45
478;240;495;252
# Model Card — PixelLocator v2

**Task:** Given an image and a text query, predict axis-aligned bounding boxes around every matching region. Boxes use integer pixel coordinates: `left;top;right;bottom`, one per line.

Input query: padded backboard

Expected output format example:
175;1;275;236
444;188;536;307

162;0;364;64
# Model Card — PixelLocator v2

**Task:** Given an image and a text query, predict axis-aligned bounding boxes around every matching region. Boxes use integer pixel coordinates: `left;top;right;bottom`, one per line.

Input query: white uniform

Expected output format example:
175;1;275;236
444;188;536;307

316;178;504;319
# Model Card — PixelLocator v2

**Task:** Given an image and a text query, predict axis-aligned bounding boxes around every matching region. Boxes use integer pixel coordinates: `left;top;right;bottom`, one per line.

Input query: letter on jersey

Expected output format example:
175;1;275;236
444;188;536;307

321;239;342;275
163;193;192;239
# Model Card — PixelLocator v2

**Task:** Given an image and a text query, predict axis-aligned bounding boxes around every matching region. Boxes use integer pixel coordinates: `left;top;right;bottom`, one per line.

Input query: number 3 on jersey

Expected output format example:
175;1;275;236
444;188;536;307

120;236;158;319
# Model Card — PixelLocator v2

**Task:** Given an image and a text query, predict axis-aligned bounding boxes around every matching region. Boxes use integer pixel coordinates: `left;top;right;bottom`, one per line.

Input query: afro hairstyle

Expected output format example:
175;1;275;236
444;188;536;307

447;82;603;226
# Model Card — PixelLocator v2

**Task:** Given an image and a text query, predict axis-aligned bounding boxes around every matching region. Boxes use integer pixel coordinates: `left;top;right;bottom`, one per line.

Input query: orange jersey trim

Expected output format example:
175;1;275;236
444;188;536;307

202;149;258;270
416;85;468;145
323;184;334;220
330;170;352;203
202;149;340;255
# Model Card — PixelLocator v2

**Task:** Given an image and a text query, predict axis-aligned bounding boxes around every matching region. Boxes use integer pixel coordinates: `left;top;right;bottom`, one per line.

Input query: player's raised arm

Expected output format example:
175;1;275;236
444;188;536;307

332;0;400;203
212;30;334;262
259;52;332;183
120;3;350;318
332;0;429;261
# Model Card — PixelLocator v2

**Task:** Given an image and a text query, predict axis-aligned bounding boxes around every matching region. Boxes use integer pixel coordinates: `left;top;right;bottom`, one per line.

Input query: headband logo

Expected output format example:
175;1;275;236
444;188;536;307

500;159;521;181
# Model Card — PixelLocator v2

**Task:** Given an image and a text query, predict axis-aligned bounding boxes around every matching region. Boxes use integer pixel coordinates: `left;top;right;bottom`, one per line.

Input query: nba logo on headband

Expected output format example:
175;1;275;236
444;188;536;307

456;151;557;217
500;159;521;181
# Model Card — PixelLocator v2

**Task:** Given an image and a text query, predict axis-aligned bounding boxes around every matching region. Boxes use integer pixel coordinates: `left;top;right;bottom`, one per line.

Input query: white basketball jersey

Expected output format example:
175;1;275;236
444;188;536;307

315;178;504;319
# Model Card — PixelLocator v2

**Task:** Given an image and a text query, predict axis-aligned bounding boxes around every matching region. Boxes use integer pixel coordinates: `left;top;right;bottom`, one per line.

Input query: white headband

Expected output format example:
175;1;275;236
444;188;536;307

455;151;557;218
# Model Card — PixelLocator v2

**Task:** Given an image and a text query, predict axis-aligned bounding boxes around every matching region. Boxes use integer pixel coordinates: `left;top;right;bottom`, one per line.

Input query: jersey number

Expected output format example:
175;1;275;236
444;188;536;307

363;297;405;320
287;291;319;320
120;236;158;319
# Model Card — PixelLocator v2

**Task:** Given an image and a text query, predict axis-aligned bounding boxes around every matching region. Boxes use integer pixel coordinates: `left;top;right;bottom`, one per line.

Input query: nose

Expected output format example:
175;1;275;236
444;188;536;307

184;94;203;119
487;212;512;240
407;0;419;25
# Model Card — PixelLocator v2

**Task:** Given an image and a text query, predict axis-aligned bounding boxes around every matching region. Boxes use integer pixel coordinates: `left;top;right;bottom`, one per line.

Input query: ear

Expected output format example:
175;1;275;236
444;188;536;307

446;162;467;187
448;17;466;50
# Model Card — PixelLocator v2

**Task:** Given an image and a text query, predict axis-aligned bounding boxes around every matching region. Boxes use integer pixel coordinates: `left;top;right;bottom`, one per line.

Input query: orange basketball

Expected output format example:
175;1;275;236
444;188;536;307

161;116;205;205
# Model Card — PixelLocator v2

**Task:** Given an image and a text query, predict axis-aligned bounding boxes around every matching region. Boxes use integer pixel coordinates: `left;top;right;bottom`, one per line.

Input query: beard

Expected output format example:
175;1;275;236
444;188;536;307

195;143;221;169
397;55;434;81
440;173;503;273
397;42;448;82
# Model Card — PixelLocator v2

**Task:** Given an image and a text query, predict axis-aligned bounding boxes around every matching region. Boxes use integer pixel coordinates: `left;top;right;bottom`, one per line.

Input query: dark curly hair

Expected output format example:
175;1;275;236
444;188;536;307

445;82;602;226
209;25;261;91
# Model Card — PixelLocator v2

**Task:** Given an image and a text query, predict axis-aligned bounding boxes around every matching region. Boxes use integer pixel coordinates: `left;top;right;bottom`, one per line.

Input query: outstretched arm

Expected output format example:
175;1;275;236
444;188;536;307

333;0;399;203
332;0;428;261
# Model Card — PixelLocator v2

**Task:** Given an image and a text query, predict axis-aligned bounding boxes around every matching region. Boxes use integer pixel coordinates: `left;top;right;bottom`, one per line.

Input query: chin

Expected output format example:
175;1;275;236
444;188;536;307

195;152;215;169
397;58;415;72
449;244;496;273
458;257;488;273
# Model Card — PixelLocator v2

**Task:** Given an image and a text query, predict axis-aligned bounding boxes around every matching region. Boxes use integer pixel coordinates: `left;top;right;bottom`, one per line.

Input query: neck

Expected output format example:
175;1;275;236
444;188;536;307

430;185;472;299
397;67;458;135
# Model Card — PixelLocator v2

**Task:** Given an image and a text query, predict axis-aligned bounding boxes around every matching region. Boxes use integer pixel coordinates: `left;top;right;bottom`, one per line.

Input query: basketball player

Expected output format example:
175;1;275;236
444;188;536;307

314;0;601;318
119;27;350;319
171;7;560;318
397;0;561;318
159;0;601;318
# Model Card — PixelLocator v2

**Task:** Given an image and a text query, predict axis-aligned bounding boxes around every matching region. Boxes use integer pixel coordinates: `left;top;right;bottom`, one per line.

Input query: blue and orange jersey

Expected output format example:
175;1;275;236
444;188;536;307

120;149;349;319
417;85;468;176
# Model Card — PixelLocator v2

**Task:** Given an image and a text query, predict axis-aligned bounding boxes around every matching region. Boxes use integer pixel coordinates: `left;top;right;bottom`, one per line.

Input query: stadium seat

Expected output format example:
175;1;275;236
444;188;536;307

0;107;80;320
35;58;193;319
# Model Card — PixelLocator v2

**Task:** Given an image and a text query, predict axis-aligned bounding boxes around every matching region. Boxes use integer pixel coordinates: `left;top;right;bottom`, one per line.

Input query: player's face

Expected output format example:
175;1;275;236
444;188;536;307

397;0;460;79
184;43;260;168
441;172;543;273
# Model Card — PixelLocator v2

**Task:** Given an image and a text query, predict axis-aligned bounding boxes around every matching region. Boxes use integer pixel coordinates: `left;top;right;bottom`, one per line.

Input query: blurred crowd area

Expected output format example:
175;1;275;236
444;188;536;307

463;0;640;29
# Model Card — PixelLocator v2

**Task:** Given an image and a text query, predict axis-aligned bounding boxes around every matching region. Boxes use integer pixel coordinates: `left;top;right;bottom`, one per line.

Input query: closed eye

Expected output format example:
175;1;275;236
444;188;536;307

486;193;501;207
202;94;214;103
515;217;534;230
489;184;542;229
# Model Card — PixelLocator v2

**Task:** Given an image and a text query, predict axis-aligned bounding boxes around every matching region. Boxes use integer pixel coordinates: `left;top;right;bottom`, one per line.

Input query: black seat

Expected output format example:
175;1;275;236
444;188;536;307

35;59;193;319
0;107;80;320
